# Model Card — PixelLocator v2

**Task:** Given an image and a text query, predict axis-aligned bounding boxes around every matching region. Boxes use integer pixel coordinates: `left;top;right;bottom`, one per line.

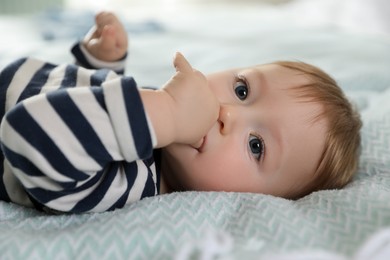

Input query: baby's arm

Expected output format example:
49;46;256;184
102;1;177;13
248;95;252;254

78;12;219;147
0;59;156;213
75;11;218;147
0;52;217;213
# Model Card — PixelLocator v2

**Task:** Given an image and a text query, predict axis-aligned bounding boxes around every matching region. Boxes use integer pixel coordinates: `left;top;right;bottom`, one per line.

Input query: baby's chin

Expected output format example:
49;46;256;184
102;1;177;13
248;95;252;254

160;147;193;191
164;142;199;160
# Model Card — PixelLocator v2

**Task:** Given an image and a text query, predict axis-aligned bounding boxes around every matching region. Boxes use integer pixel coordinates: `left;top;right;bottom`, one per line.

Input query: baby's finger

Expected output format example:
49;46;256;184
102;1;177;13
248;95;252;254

173;52;193;73
99;25;116;49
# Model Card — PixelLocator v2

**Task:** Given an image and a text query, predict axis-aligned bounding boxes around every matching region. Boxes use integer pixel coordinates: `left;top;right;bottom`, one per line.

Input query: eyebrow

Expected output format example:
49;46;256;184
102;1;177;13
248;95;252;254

253;69;267;91
249;68;284;172
243;68;267;95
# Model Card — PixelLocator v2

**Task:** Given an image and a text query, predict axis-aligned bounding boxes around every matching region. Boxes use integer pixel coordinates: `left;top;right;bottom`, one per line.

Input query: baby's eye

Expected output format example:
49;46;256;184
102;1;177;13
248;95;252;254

248;134;264;161
234;80;249;101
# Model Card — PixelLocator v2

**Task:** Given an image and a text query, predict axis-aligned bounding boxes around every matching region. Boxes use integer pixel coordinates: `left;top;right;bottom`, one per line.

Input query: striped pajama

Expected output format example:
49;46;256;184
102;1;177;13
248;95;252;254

0;44;160;213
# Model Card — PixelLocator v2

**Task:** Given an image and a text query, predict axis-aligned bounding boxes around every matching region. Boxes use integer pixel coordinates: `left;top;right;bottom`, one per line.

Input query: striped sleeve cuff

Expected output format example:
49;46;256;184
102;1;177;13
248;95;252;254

71;42;127;74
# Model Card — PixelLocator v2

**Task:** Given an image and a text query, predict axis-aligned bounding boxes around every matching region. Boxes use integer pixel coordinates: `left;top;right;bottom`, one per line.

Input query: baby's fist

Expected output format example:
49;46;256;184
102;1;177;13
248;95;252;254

163;53;219;145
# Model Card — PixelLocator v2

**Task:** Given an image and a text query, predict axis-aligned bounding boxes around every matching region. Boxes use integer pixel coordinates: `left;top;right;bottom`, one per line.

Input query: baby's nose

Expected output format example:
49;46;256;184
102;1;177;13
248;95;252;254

218;104;237;135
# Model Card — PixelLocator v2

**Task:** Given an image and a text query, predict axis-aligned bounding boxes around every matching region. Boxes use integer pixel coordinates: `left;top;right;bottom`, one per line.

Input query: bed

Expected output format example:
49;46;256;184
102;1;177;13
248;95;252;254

1;0;390;259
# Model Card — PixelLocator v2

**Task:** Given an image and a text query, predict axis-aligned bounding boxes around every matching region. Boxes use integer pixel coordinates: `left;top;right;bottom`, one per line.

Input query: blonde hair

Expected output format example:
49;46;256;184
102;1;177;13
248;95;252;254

273;61;362;199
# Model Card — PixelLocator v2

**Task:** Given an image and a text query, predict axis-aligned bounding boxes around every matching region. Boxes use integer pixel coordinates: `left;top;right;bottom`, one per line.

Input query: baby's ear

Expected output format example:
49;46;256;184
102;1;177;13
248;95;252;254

173;52;193;73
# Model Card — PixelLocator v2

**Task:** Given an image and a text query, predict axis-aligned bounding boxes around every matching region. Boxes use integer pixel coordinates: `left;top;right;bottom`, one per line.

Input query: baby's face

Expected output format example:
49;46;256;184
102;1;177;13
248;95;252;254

161;64;328;198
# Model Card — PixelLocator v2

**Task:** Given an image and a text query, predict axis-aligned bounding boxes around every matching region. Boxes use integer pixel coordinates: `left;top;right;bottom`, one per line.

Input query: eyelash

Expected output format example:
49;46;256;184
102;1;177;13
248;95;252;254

234;75;250;101
249;134;265;161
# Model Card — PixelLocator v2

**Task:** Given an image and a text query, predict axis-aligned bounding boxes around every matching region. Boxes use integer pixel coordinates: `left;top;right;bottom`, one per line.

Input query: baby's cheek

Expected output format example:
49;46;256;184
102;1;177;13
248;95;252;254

194;154;250;191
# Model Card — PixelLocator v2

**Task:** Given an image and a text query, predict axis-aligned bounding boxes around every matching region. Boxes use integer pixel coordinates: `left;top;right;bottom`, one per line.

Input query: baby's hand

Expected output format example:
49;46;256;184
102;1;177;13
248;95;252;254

83;12;128;62
162;52;219;145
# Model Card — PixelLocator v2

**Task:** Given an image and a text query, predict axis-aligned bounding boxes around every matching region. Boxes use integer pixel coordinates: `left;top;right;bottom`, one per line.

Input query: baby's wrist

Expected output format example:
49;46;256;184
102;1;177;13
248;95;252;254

139;89;177;148
72;43;126;73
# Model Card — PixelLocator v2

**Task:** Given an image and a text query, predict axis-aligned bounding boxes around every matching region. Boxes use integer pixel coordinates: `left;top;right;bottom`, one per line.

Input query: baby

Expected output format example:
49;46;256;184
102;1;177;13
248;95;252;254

0;12;361;213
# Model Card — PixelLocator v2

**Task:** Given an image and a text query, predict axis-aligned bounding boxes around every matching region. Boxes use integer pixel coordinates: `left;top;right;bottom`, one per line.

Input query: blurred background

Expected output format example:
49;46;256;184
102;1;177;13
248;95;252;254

1;0;389;35
0;0;289;14
1;0;389;87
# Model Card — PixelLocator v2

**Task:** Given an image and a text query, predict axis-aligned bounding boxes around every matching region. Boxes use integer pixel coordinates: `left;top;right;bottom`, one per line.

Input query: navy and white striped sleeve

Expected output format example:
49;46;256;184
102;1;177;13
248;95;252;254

0;58;159;213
